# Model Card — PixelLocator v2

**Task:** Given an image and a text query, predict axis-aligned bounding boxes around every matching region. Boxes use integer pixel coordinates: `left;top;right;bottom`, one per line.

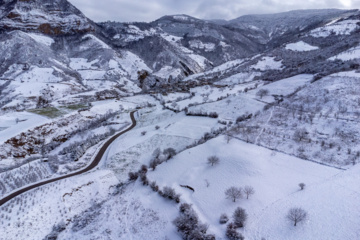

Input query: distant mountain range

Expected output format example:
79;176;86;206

0;0;359;111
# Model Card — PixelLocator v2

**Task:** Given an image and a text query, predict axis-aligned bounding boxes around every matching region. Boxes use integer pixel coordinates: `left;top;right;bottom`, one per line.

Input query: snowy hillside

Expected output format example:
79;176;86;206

1;1;360;239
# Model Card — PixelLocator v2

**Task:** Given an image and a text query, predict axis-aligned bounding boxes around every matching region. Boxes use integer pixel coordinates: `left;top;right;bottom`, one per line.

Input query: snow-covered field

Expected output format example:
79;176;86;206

309;19;359;37
285;41;319;52
251;56;283;71
0;111;49;144
148;136;359;240
247;74;314;102
329;44;360;61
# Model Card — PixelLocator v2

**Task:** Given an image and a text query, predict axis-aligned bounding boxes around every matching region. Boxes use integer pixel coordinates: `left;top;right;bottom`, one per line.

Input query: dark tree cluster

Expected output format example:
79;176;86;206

173;203;215;240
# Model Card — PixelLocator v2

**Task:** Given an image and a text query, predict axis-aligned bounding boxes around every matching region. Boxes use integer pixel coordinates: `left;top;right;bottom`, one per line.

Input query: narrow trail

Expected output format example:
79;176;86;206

0;111;137;207
254;107;274;145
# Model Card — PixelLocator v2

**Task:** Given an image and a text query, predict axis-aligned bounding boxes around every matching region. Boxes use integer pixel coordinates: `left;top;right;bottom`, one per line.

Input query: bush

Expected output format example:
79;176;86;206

226;223;244;240
233;207;247;228
220;213;229;224
128;172;138;181
150;181;159;192
173;203;213;239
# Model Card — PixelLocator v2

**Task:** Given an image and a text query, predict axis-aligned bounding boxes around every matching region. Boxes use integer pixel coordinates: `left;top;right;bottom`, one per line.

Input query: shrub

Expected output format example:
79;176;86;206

220;213;229;224
226;223;244;240
233;207;247;228
128;172;138;181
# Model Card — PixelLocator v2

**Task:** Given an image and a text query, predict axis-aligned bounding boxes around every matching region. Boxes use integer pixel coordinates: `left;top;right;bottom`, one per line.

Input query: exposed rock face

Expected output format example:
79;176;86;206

0;0;95;35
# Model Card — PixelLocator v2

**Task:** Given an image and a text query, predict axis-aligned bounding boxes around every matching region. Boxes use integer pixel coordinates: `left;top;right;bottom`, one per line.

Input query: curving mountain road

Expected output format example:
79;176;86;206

0;111;137;207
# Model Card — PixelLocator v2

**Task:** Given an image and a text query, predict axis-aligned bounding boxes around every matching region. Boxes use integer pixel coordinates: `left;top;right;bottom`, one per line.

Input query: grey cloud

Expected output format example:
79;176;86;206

68;0;360;22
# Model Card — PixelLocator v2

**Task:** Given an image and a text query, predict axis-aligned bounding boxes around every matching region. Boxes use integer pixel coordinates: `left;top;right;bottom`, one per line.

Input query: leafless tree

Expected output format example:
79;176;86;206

293;128;307;142
287;207;307;226
224;134;233;144
243;186;255;199
225;187;242;202
256;89;269;99
207;156;220;166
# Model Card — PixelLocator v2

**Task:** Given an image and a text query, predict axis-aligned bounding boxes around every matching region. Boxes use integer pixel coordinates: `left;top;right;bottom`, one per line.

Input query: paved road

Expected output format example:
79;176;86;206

0;111;137;207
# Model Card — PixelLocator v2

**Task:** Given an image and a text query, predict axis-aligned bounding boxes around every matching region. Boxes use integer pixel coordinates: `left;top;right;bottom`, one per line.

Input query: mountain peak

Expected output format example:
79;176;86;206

0;0;95;35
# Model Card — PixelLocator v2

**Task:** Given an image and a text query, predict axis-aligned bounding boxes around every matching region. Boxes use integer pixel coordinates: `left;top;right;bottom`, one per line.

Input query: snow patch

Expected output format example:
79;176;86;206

285;41;319;52
189;40;216;52
329;44;360;61
27;33;54;47
310;20;359;38
252;56;283;71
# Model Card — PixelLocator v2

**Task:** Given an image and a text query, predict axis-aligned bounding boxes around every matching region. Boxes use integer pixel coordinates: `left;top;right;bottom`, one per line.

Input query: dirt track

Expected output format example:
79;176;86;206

0;111;137;207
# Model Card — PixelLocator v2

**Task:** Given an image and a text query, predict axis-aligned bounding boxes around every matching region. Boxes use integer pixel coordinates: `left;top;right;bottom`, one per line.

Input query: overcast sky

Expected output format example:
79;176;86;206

68;0;360;22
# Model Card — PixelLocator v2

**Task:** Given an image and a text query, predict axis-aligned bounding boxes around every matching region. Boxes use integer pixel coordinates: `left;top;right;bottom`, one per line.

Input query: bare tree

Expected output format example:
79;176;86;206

149;158;160;170
256;89;269;99
233;207;248;228
293;128;307;142
243;186;255;199
299;183;305;190
287;207;307;226
163;148;176;161
224;133;233;144
225;187;242;202
207;156;220;166
152;148;161;158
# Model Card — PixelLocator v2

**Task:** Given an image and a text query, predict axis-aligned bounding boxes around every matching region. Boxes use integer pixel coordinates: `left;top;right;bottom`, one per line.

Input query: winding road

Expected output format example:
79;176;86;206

0;111;137;207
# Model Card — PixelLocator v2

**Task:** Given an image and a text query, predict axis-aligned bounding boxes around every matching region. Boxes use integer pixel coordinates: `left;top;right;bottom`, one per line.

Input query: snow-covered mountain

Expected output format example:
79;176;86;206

0;0;95;34
1;1;360;239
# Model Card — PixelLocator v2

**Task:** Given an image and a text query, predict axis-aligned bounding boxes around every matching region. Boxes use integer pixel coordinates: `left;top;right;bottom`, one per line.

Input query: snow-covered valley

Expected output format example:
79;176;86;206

0;1;360;240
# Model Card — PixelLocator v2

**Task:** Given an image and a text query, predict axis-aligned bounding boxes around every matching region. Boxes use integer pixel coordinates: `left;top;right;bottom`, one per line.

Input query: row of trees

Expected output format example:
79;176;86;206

225;186;255;202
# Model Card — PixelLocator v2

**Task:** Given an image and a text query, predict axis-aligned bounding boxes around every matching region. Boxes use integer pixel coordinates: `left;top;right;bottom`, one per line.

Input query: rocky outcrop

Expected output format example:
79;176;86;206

0;0;95;35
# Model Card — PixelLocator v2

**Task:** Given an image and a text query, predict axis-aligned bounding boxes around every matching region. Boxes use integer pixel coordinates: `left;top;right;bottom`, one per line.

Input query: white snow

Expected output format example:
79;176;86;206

0;112;49;144
183;59;245;82
173;15;189;21
153;66;182;79
188;54;209;69
329;44;360;61
69;58;99;70
252;56;283;71
285;41;319;52
189;40;216;52
81;34;111;50
160;33;183;43
216;72;261;86
116;51;152;80
248;74;314;102
148;136;349;239
309;20;359;38
27;33;54;47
